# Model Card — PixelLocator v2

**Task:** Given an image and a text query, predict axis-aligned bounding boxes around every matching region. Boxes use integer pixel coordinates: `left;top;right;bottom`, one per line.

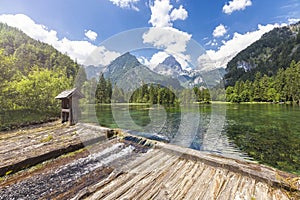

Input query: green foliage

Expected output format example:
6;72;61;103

95;73;113;104
0;23;81;128
225;61;300;104
0;23;79;78
94;74;211;105
129;84;178;105
225;23;300;86
12;67;71;112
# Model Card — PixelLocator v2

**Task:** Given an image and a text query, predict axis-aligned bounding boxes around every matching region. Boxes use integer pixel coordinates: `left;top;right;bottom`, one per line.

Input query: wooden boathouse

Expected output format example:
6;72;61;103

55;88;84;125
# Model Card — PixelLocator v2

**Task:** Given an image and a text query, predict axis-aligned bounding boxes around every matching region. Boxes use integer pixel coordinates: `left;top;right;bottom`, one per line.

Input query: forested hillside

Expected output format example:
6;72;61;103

226;61;300;103
0;23;80;129
224;22;300;86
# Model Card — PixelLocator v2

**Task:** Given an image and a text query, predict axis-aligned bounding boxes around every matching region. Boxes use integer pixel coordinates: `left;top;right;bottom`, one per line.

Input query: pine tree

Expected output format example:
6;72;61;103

106;79;112;103
95;73;107;103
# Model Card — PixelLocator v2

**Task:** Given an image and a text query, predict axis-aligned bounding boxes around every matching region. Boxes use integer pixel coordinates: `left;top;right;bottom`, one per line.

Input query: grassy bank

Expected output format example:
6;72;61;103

0;109;59;131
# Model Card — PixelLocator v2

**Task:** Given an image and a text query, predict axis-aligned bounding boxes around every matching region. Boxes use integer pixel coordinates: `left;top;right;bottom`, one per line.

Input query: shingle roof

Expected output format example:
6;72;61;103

55;88;84;99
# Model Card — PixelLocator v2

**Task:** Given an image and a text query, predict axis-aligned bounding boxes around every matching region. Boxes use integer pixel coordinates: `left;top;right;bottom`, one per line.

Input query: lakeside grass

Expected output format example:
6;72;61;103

0;109;59;131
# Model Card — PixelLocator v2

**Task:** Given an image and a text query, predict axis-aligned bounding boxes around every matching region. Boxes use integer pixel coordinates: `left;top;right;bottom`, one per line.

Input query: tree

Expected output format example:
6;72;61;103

0;49;15;110
95;73;107;104
13;66;71;112
106;79;112;103
148;84;155;104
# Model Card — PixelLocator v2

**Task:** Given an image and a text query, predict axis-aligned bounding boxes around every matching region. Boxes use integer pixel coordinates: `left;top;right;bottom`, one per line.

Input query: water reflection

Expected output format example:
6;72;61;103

80;103;300;174
82;104;251;161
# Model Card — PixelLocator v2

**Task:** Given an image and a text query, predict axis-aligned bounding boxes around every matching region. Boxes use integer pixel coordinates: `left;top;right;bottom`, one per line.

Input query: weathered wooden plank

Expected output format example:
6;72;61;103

216;172;242;200
233;175;256;200
184;165;216;200
253;181;273;200
100;153;174;200
156;142;298;191
120;155;179;199
137;159;187;199
87;151;167;200
166;160;197;199
201;168;229;200
171;162;201;199
271;188;290;200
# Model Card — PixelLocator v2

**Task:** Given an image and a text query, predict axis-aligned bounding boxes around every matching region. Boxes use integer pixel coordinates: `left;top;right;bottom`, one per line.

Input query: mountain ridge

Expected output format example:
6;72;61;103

224;21;300;86
103;52;183;91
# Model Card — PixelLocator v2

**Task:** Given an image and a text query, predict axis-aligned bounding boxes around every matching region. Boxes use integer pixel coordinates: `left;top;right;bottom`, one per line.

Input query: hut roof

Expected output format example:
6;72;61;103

55;88;84;99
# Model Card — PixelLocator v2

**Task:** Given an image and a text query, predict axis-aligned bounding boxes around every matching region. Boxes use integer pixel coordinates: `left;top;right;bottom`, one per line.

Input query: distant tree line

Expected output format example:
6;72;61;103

91;73;211;105
226;60;300;104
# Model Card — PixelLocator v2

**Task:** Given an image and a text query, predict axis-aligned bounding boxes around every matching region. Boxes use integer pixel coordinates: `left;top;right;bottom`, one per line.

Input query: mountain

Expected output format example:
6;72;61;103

224;21;300;86
0;23;79;78
150;55;225;88
103;52;182;92
153;55;185;77
84;65;105;80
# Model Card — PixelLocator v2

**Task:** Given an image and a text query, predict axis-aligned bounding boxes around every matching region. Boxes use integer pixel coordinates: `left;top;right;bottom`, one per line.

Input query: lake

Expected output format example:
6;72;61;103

81;103;300;174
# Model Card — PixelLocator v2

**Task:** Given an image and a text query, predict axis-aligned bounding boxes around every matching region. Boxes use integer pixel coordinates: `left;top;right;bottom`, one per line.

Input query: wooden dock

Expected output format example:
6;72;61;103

74;135;299;200
0;122;299;199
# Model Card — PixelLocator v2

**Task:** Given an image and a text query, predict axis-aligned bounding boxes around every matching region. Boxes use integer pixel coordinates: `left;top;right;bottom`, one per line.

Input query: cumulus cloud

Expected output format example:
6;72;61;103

143;27;191;68
148;0;188;28
144;51;169;70
146;0;190;69
85;30;98;41
223;0;252;15
0;14;118;66
288;18;300;24
85;46;121;66
170;5;188;21
213;24;227;37
148;0;173;27
109;0;140;11
198;23;283;70
143;27;191;53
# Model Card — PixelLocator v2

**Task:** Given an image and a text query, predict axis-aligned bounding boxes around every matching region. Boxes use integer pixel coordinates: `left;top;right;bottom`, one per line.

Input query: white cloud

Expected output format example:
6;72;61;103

139;51;190;71
148;0;173;27
85;46;121;66
148;0;188;28
223;0;252;15
199;23;283;70
170;5;188;21
213;24;227;37
143;27;191;53
137;56;151;67
143;27;191;69
85;30;98;41
0;14;118;66
288;18;300;24
109;0;140;11
148;51;170;69
146;1;191;69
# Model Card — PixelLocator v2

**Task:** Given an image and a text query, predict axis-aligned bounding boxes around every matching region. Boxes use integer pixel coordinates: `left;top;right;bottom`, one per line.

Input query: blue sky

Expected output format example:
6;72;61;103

0;0;299;70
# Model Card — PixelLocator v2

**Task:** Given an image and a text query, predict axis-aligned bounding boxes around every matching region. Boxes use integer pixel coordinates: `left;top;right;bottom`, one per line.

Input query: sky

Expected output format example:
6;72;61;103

0;0;299;70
